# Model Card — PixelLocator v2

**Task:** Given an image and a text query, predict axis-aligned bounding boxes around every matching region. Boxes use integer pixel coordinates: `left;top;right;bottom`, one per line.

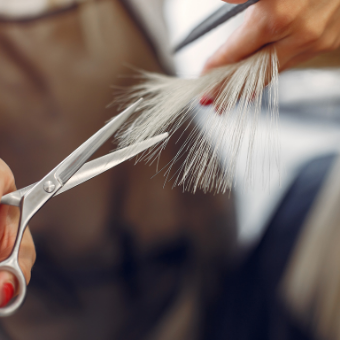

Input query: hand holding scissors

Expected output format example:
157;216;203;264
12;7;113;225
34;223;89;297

0;99;168;316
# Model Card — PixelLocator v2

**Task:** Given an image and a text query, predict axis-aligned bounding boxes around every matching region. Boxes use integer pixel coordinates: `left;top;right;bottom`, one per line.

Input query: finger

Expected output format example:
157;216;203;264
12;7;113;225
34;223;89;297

272;36;301;72
0;159;36;307
273;28;330;72
18;227;36;285
0;160;18;259
203;24;264;73
0;161;17;306
0;159;16;197
0;230;35;308
2;205;36;287
279;16;340;71
280;49;323;72
0;271;16;307
202;4;291;73
198;37;295;107
0;218;36;307
222;0;248;3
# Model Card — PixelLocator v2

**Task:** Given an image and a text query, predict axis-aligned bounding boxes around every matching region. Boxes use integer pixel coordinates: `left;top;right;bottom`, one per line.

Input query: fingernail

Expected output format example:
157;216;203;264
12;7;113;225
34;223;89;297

199;95;214;106
0;283;14;307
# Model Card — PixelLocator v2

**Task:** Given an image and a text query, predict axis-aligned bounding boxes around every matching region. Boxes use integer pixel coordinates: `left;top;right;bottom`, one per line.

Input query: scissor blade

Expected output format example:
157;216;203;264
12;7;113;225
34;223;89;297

55;99;143;185
1;133;168;207
57;133;168;195
174;0;259;52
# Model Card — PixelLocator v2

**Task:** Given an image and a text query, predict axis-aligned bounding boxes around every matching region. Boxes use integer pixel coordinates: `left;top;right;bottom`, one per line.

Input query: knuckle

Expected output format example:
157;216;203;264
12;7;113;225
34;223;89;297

315;37;337;53
300;23;323;45
0;159;15;193
245;4;295;40
263;10;294;37
273;14;292;33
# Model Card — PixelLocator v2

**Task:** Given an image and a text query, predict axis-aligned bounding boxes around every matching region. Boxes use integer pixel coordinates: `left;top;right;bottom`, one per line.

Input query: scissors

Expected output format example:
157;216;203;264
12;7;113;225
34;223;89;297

174;0;260;52
0;98;168;317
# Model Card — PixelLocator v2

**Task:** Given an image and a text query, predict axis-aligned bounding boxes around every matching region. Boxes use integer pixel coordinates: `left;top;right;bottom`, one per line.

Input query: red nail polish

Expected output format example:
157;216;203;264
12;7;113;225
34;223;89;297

1;283;14;307
199;95;214;106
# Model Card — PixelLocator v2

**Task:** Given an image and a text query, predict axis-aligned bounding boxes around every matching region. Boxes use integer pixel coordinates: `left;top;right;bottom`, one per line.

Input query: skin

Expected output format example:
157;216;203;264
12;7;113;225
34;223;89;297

203;0;340;73
0;159;35;305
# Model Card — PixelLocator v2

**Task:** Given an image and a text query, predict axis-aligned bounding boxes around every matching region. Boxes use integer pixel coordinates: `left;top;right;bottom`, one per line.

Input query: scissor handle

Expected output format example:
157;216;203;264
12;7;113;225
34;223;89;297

0;192;40;317
0;254;26;317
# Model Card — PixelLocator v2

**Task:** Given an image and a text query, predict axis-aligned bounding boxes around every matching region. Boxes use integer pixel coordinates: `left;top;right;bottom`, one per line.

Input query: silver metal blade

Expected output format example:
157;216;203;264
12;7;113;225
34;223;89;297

55;99;143;185
1;133;168;207
174;0;259;52
57;133;168;194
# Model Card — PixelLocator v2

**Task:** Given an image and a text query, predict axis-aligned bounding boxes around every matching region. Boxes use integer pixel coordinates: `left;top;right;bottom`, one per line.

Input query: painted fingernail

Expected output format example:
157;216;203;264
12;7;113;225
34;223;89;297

199;95;214;106
0;283;14;307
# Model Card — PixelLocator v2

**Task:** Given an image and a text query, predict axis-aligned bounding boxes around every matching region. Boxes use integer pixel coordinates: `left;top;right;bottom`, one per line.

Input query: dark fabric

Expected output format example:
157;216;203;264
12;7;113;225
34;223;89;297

30;230;192;340
203;154;336;340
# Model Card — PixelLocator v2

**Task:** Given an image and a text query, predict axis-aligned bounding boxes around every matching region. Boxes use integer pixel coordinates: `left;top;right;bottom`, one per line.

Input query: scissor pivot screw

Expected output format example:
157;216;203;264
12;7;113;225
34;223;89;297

43;181;56;193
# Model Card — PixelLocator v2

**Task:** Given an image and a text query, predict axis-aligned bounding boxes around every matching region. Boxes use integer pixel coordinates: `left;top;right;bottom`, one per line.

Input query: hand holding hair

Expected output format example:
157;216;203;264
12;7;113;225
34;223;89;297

114;1;284;194
203;0;340;74
116;46;279;193
116;0;338;194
